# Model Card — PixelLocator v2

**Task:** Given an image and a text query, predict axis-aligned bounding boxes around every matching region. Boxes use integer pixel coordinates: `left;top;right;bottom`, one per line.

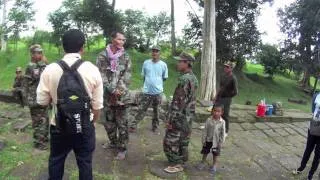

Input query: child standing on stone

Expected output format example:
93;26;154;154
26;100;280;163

198;104;226;174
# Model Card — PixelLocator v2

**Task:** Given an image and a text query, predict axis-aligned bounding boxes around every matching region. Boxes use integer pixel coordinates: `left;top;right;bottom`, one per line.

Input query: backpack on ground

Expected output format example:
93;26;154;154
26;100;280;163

56;59;91;134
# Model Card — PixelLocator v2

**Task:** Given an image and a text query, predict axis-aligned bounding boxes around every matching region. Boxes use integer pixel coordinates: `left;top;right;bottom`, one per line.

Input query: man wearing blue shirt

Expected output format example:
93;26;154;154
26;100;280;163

129;46;168;133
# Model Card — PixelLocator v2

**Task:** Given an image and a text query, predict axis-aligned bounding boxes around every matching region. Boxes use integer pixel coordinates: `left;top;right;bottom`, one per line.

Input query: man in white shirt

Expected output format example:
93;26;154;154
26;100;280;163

37;29;103;180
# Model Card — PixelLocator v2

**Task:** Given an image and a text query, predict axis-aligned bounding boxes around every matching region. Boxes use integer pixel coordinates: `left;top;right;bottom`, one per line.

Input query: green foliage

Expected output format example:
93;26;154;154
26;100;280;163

48;9;71;49
48;1;170;51
278;0;320;86
257;44;282;78
145;12;171;45
7;0;35;48
83;0;121;37
120;9;170;50
29;30;52;46
184;0;273;65
121;9;146;49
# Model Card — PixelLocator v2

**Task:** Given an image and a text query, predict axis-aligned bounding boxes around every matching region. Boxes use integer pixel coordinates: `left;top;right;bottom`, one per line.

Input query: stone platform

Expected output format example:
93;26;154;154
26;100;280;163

196;104;312;123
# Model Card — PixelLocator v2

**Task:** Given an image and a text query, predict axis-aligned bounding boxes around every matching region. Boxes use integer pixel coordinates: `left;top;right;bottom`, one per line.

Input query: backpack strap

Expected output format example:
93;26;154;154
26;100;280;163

57;59;90;102
71;59;84;71
71;60;89;100
57;60;71;72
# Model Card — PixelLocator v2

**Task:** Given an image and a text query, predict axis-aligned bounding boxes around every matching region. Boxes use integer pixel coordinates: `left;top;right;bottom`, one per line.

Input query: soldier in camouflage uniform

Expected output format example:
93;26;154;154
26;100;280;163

96;31;132;160
22;45;49;150
12;67;24;107
163;52;198;173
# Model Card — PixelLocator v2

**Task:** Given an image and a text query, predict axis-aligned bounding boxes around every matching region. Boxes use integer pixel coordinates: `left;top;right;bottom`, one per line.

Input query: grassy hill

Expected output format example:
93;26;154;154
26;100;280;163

0;42;311;112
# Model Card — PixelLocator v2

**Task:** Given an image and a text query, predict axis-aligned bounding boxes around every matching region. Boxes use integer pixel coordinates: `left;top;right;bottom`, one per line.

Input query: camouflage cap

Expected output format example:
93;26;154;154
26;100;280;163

151;46;161;51
16;67;22;72
29;44;43;53
174;52;195;62
224;61;235;69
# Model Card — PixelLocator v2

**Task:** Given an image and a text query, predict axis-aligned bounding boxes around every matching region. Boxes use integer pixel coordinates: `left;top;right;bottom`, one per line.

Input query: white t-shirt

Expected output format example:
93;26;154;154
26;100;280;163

313;94;320;121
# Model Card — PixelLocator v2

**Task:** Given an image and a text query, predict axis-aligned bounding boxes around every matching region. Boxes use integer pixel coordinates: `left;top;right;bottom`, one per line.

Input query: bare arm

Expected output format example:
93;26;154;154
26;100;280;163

92;109;101;123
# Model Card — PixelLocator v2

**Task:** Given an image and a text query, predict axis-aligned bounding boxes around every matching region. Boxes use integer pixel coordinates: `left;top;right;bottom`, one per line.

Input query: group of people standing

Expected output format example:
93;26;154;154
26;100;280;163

12;28;240;179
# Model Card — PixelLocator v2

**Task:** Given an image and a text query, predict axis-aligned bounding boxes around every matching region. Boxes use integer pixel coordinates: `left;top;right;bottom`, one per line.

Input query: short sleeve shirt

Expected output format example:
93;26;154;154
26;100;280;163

142;59;168;95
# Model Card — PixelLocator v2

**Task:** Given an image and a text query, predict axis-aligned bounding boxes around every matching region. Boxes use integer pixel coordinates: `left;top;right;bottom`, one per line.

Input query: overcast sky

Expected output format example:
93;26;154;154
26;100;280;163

13;0;296;45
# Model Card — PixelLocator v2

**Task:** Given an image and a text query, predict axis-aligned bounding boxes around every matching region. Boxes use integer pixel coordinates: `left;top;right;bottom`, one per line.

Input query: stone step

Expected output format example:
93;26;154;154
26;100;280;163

13;120;32;132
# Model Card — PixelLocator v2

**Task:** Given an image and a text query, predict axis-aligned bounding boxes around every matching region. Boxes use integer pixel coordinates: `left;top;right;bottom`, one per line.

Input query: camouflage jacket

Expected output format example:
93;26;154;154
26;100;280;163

96;49;132;107
168;71;198;132
22;61;46;107
13;76;23;90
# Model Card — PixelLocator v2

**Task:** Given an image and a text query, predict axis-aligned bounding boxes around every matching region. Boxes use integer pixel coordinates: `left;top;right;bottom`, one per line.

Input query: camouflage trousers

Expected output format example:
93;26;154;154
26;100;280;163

131;94;161;129
29;106;49;149
104;106;129;151
163;129;191;165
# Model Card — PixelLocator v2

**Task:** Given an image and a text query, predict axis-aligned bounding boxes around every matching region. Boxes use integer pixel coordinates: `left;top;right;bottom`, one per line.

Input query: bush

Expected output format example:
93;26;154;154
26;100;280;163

257;44;282;78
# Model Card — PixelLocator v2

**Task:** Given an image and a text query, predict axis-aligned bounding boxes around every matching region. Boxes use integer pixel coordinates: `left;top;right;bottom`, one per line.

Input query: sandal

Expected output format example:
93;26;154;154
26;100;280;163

292;168;302;175
115;151;127;160
164;165;184;173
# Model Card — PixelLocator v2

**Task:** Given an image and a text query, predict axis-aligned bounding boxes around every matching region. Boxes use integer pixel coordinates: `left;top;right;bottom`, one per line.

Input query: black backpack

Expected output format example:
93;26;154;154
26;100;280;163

56;59;91;134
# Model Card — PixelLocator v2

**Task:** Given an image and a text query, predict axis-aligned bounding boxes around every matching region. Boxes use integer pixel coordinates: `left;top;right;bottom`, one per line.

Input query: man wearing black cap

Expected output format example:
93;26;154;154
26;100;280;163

214;62;238;136
129;46;168;133
163;52;198;173
37;29;103;180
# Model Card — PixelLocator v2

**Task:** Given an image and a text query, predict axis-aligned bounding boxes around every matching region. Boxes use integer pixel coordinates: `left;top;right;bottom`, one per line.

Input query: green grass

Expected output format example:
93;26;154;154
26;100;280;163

238;63;311;112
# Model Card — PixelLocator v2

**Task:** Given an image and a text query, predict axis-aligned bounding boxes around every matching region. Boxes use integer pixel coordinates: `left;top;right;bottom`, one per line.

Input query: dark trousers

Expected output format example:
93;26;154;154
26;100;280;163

298;130;320;179
218;97;232;133
48;125;95;180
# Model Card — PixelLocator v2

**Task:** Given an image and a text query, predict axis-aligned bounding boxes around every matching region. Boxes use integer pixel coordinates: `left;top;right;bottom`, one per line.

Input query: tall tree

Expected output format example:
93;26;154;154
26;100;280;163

145;12;171;47
84;0;121;39
257;44;282;78
1;0;8;52
121;9;146;49
62;0;99;50
7;0;35;50
48;9;71;52
170;0;176;55
279;0;320;88
199;0;216;100
111;0;116;12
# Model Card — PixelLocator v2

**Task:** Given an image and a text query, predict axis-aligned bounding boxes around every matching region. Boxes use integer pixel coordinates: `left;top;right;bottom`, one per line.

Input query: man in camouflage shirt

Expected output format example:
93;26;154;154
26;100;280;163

22;45;49;150
12;67;24;107
96;31;132;160
163;52;198;173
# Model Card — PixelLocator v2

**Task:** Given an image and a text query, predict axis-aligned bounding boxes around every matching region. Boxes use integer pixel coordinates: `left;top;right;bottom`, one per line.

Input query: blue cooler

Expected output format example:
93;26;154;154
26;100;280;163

266;105;273;116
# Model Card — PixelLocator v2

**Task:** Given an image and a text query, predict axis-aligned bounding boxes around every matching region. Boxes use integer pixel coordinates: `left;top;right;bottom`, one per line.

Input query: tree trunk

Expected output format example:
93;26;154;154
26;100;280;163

170;0;176;55
313;76;318;94
1;0;7;52
199;0;216;100
111;0;116;12
301;70;311;88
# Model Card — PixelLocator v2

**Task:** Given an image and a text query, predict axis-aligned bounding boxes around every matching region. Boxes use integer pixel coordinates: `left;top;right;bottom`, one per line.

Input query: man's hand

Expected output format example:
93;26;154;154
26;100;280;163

92;109;101;124
166;123;173;130
113;89;122;97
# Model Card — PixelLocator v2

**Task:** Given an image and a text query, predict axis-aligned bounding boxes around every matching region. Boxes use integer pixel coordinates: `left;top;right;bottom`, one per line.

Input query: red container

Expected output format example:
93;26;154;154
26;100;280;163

256;104;266;117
